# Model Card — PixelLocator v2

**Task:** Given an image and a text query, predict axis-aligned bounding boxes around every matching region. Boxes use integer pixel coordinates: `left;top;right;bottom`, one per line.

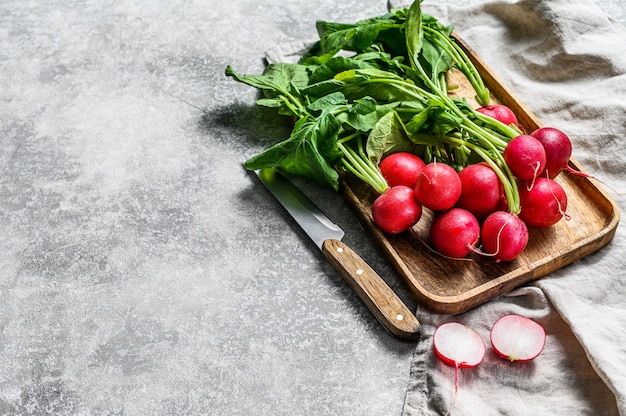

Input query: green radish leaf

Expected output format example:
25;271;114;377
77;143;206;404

315;21;359;53
351;96;378;115
427;106;463;137
339;67;404;81
405;0;424;71
244;113;343;190
307;91;347;113
334;69;429;102
351;50;393;64
255;98;283;108
262;63;310;93
353;24;383;50
315;15;402;54
341;82;417;103
421;37;452;83
366;110;423;164
298;40;338;65
337;98;400;132
404;108;430;134
225;64;307;97
226;64;308;116
309;56;378;84
301;78;346;98
422;13;453;36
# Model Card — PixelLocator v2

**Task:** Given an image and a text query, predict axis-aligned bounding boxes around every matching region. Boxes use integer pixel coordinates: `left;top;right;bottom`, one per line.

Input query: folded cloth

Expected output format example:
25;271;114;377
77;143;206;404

266;0;626;413
403;287;620;415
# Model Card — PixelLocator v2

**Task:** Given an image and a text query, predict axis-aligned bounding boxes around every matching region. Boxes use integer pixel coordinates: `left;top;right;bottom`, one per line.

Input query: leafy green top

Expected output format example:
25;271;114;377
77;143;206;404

225;0;521;213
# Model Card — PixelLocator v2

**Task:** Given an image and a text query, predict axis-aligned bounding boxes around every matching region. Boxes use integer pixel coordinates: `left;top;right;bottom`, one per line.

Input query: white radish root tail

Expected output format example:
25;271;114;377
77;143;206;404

548;179;571;221
443;363;460;416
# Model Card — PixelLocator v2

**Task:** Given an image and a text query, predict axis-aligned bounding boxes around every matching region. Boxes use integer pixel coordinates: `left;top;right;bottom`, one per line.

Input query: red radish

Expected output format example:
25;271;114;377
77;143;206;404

518;177;568;227
456;163;503;221
480;211;529;262
433;322;485;414
503;135;547;182
415;162;462;211
530;127;572;179
379;152;425;189
430;208;480;258
371;186;422;234
476;104;523;130
490;314;546;362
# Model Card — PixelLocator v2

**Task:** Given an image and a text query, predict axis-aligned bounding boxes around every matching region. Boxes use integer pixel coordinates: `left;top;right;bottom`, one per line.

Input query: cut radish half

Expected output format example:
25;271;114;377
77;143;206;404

490;314;546;362
433;322;485;415
433;322;485;368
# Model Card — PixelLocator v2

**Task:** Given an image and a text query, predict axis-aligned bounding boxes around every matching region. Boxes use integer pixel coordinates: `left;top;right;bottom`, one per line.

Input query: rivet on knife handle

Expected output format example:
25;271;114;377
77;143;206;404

322;239;421;341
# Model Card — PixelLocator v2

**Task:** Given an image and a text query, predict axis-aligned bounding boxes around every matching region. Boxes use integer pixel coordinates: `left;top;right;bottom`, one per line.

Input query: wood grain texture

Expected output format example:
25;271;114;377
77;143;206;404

339;34;621;314
322;239;421;340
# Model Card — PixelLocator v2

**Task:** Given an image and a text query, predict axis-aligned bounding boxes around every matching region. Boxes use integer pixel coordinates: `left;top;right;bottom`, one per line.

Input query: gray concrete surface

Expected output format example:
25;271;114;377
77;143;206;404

0;1;623;415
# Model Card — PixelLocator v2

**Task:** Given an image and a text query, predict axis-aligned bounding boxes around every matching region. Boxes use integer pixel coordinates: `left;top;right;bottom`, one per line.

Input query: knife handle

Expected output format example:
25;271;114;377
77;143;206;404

322;239;421;341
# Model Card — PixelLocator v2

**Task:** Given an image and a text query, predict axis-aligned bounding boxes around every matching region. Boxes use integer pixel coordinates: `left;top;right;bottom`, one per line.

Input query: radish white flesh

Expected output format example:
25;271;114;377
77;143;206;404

434;322;485;368
433;322;485;415
490;314;546;362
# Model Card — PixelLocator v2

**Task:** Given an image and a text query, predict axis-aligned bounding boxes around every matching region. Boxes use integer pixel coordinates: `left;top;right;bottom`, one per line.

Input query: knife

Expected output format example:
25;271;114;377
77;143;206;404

253;167;421;341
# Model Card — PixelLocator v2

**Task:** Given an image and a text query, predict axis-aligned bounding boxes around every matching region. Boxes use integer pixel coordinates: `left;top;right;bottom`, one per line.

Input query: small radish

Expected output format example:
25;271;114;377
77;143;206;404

503;135;546;182
480;211;529;262
415;162;462;211
490;314;546;362
518;177;568;227
433;322;485;414
456;163;503;221
530;127;572;179
476;104;523;130
430;208;480;258
371;186;422;234
379;152;425;189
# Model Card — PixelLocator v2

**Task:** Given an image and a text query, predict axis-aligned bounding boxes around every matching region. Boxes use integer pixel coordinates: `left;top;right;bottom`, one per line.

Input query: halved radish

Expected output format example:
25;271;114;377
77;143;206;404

434;322;486;368
433;322;485;415
490;314;546;362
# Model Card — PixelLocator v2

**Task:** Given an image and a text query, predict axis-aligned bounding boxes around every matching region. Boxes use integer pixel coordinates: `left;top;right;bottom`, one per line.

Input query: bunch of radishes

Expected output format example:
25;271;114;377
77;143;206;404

371;104;573;262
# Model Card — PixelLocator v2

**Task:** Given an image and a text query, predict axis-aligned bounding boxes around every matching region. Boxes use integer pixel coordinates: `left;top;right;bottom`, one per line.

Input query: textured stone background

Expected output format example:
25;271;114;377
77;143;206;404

0;1;623;415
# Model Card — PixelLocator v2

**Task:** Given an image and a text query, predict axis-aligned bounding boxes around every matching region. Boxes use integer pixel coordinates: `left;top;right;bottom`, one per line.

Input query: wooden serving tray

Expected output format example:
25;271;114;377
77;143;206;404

340;34;621;314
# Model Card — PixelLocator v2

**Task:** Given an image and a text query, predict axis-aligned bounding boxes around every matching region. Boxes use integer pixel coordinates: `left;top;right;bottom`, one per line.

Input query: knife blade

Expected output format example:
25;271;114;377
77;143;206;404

253;167;421;341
